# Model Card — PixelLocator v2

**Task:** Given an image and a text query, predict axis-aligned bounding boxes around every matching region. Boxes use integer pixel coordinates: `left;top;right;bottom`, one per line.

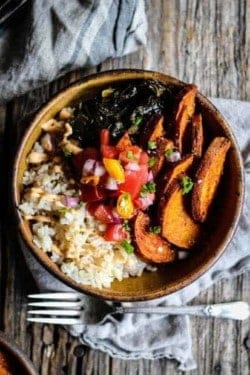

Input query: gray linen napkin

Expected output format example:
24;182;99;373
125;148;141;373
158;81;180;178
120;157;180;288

22;98;250;371
0;0;147;103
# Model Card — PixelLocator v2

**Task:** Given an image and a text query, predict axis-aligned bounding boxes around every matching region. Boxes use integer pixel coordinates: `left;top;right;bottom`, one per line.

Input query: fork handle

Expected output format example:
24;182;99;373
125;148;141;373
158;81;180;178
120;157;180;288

115;301;249;320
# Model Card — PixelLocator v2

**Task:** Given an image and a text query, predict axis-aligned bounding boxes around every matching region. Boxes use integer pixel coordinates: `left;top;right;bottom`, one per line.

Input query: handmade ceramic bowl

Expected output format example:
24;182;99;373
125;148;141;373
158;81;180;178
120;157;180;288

13;69;244;301
0;331;37;374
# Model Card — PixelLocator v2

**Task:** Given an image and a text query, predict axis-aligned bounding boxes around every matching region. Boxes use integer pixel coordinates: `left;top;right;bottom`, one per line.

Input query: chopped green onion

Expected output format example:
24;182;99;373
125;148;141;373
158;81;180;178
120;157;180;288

133;116;143;127
149;226;161;234
181;176;194;195
57;207;71;216
140;182;156;197
165;148;174;158
102;87;114;98
148;157;156;167
148;141;157;150
121;240;134;254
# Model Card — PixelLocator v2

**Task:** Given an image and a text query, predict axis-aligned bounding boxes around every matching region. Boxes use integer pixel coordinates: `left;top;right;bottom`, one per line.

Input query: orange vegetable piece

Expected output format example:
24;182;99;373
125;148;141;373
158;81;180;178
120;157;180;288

151;138;174;177
140;114;165;148
162;154;194;193
192;136;231;222
191;113;204;158
116;132;133;151
174;85;197;154
160;180;201;249
134;211;176;263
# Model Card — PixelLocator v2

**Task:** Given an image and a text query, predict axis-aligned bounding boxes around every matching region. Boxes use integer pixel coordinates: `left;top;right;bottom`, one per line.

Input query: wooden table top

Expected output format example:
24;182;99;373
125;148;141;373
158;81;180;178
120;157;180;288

0;1;249;374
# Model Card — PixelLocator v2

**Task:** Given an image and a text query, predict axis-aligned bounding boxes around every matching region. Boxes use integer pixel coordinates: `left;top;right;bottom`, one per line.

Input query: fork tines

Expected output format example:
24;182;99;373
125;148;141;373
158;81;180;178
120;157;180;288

27;292;83;325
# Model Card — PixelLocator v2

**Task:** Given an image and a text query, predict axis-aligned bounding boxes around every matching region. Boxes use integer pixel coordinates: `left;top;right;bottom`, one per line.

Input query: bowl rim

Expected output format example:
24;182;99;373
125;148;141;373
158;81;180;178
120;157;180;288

0;331;37;374
12;69;245;301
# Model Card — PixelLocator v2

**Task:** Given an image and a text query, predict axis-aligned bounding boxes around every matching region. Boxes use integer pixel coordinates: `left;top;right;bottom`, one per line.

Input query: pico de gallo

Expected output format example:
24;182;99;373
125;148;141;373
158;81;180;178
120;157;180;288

72;129;156;243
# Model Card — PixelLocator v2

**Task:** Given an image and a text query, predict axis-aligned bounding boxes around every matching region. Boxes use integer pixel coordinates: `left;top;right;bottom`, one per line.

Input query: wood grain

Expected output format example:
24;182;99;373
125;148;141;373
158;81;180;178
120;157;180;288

0;0;249;374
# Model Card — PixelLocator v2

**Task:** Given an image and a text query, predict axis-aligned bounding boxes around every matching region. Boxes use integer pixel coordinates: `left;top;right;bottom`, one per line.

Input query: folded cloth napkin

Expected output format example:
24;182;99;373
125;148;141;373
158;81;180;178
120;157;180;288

0;0;147;102
22;98;250;371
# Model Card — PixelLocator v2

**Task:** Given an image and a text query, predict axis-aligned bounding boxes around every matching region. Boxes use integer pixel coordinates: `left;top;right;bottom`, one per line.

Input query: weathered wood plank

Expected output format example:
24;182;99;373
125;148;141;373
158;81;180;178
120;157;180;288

0;0;249;374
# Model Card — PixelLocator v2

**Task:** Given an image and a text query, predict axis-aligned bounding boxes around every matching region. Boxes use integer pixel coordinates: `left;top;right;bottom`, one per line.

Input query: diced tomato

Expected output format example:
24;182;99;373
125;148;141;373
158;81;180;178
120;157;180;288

119;145;142;164
118;164;148;199
73;148;99;171
104;224;128;242
93;204;119;224
101;145;119;159
139;151;149;165
100;129;110;145
80;184;105;202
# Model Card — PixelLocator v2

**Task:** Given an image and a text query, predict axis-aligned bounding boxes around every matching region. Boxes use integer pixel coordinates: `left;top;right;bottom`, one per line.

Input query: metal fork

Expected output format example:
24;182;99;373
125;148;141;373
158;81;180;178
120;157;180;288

26;293;250;325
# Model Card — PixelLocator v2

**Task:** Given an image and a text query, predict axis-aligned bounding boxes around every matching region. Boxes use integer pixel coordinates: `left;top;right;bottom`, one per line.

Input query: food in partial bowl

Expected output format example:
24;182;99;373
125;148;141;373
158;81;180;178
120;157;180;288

13;70;244;301
0;332;37;375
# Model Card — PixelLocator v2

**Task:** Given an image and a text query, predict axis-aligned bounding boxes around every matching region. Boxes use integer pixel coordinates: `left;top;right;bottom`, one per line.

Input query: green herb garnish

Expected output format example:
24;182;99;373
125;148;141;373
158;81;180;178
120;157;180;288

149;226;161;234
148;140;157;150
126;151;137;160
63;149;72;158
181;176;194;195
121;240;134;254
122;220;131;232
57;207;71;216
140;182;156;197
165;148;174;158
128;115;143;134
148;157;156;167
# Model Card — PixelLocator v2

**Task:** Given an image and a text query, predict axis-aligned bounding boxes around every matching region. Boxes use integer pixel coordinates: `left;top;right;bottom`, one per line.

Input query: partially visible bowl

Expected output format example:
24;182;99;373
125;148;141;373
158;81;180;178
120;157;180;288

0;331;37;374
13;69;244;301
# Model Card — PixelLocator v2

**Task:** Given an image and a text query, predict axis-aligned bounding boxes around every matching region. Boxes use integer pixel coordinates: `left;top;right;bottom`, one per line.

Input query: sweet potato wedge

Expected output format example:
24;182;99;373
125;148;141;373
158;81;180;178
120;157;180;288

140;114;165;148
151;137;174;177
174;85;197;154
161;154;194;193
160;180;201;249
134;211;176;264
116;132;132;151
191;113;204;158
192;136;231;222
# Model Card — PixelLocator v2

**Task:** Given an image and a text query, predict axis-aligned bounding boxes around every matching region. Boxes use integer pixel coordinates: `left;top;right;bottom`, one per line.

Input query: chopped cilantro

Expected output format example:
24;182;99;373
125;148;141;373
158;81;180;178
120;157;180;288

165;148;174;158
78;201;84;207
181;176;194;195
126;151;136;160
122;220;131;232
140;182;156;197
63;149;72;157
149;226;161;234
148;157;156;167
121;240;134;254
148;140;157;150
57;207;71;216
128;115;143;134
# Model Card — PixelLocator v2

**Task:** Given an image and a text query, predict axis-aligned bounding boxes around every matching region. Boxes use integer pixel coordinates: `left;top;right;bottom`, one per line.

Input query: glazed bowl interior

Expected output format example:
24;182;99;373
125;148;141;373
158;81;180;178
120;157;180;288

13;70;244;301
0;331;37;374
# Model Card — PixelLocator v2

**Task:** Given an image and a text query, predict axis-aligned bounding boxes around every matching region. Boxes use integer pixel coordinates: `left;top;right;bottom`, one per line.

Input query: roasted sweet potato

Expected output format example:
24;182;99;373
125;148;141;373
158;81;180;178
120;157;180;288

151;137;174;177
161;154;194;193
134;211;176;263
160;181;201;249
140;114;165;148
116;132;132;151
192;136;231;222
174;85;197;154
191;113;204;158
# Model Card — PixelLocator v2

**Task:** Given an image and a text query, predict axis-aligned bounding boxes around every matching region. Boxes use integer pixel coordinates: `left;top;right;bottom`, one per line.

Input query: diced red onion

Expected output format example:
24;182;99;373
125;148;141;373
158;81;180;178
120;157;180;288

62;196;80;208
178;251;189;260
125;162;140;171
137;194;155;209
147;170;154;182
166;151;181;163
82;159;96;175
105;176;118;190
94;161;106;177
111;210;122;223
